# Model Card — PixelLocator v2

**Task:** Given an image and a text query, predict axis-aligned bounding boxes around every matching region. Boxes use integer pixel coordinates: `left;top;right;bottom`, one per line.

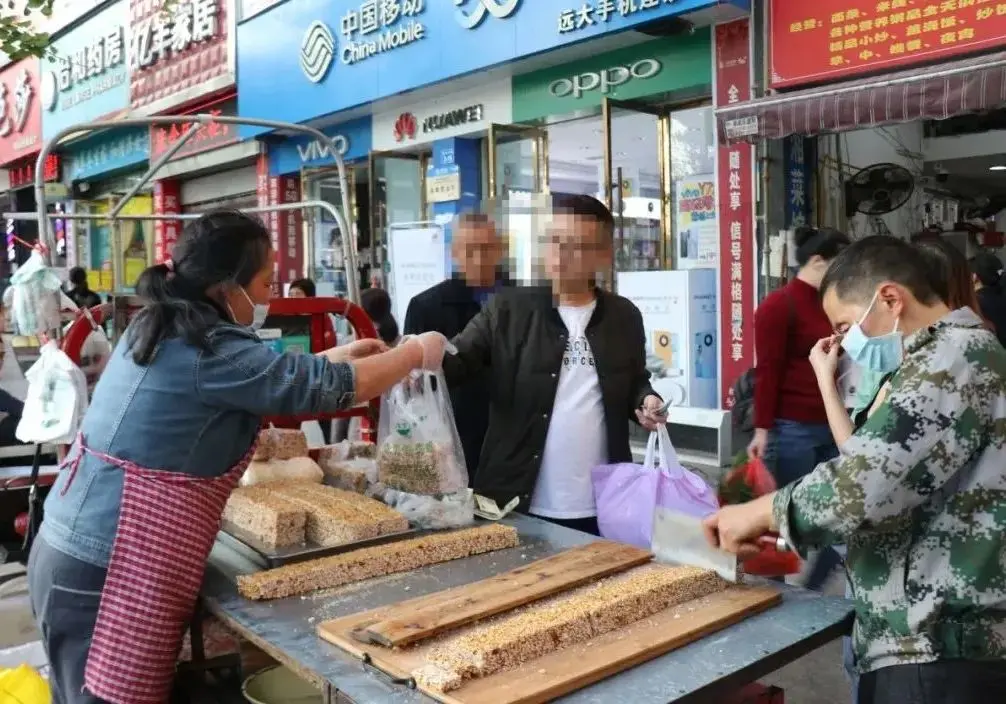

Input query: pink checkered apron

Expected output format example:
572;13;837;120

60;434;255;704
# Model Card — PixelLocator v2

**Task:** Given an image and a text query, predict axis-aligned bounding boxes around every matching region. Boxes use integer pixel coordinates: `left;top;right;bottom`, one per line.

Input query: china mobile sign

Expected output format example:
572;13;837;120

129;0;235;113
715;19;755;410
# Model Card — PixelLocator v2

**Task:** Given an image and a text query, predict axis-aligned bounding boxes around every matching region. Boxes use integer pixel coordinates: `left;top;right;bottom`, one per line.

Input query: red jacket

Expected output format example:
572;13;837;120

752;278;832;429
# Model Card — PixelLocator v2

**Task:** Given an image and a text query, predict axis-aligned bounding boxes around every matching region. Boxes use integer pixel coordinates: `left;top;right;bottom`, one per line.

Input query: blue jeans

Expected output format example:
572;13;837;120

766;419;843;591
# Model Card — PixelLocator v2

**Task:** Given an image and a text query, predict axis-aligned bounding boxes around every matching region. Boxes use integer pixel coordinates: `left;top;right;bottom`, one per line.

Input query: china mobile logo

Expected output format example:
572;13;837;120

454;0;520;29
301;20;336;83
393;113;417;142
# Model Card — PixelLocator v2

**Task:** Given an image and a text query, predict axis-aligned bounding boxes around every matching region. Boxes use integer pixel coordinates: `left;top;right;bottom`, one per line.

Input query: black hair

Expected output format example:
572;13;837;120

793;226;850;267
820;235;941;305
971;251;1004;289
360;287;398;346
289;278;316;297
127;209;271;366
912;235;983;313
551;193;614;240
68;266;88;288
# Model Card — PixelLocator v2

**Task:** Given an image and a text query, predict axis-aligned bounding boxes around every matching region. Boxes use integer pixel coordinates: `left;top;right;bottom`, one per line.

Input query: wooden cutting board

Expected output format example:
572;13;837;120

319;582;780;704
349;541;652;647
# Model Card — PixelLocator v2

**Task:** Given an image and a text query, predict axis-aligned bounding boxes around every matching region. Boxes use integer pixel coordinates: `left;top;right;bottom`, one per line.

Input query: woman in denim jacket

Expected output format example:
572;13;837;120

27;210;449;704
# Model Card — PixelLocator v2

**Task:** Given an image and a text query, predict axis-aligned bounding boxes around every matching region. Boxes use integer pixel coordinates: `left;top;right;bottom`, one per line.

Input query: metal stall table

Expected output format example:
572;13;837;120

203;515;853;704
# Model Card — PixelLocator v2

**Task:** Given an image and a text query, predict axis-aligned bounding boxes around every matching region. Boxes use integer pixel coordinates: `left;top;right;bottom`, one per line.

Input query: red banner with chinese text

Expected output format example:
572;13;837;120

153;180;181;264
715;20;756;410
149;99;239;162
277;175;304;285
771;0;1006;88
256;153;281;293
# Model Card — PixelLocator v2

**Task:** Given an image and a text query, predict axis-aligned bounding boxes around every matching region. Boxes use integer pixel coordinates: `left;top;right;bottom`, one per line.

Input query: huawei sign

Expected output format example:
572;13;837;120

393;112;417;142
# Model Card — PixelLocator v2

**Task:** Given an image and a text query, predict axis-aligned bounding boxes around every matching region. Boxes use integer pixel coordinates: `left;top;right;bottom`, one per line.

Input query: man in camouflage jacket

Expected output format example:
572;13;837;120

704;237;1006;704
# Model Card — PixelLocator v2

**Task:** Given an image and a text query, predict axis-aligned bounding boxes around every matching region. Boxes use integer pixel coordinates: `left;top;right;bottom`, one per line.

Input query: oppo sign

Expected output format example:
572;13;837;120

549;59;662;99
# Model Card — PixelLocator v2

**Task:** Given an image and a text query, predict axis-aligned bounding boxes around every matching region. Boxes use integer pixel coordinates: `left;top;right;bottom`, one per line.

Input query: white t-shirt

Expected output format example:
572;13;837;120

530;301;608;519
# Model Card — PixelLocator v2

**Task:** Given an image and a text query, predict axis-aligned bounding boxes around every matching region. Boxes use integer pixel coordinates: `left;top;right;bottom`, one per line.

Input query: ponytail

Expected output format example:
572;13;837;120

126;209;271;366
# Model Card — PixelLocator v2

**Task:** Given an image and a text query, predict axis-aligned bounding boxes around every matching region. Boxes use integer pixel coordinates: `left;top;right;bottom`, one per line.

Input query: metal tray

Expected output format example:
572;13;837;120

215;520;418;570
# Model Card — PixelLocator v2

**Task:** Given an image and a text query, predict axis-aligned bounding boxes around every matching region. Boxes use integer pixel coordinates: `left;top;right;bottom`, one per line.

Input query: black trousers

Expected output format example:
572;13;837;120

530;514;600;536
859;661;1006;704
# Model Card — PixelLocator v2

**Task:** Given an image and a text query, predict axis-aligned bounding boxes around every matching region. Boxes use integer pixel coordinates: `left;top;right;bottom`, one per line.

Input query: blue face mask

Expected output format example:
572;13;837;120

840;291;903;374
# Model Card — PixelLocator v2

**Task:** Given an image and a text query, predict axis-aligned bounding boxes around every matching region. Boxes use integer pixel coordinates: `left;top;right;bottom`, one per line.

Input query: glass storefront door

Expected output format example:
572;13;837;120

302;165;357;295
602;98;670;274
368;151;428;283
487;123;549;197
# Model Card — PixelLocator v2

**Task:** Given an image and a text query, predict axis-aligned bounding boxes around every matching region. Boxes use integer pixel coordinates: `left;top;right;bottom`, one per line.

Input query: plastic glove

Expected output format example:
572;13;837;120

402;332;456;371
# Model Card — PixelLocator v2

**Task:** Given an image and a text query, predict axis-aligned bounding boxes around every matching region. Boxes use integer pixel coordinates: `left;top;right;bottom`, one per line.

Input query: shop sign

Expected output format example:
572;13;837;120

266;116;372;176
153;179;182;265
7;154;61;189
715;19;755;410
372;81;511;151
784;136;813;228
66;127;150;182
426;165;462;203
770;0;1006;88
149;99;239;161
512;31;711;121
41;0;131;140
336;0;428;70
0;59;42;167
129;0;234;113
236;0;737;137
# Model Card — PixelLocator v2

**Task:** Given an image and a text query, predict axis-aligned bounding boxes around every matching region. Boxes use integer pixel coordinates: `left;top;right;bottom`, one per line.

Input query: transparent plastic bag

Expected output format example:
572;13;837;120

8;251;63;336
373;487;475;530
376;371;467;495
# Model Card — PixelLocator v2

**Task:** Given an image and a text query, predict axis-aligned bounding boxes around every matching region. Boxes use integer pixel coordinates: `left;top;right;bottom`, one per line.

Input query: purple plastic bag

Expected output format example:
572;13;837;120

592;426;718;549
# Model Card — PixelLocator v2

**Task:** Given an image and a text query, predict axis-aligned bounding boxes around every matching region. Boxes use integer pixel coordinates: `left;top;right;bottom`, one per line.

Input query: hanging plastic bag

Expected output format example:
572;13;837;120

376;371;468;496
61;295;112;396
16;340;89;445
718;454;802;577
593;425;719;549
8;250;64;336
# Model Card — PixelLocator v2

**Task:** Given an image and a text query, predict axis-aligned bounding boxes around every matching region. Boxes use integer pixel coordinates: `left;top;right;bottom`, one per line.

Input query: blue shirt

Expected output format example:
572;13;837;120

40;317;356;569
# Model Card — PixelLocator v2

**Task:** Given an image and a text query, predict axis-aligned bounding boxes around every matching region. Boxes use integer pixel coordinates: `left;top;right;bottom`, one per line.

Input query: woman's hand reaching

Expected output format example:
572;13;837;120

317;338;388;363
808;335;842;382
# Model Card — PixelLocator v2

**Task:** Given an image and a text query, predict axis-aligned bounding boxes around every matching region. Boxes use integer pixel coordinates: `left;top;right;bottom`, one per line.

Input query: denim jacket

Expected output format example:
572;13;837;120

40;319;356;569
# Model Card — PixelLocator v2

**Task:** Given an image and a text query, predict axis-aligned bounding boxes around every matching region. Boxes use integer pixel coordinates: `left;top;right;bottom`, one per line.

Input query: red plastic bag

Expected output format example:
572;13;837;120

718;455;801;577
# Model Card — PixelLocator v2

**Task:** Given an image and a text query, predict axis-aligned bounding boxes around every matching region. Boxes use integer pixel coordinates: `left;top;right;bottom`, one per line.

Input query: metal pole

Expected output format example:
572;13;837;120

109;122;201;219
33;115;358;301
7;199;359;302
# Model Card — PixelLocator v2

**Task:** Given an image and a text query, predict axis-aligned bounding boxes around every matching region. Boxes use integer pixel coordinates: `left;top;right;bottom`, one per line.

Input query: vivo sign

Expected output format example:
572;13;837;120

296;134;349;162
549;58;662;99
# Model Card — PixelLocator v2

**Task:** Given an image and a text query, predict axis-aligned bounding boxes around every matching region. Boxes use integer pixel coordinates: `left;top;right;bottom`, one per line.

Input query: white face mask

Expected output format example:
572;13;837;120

230;287;269;330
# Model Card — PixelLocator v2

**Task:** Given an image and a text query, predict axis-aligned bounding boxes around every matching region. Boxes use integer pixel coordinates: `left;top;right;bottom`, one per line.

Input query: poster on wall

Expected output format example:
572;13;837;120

388;223;447;327
674;175;717;269
617;269;718;409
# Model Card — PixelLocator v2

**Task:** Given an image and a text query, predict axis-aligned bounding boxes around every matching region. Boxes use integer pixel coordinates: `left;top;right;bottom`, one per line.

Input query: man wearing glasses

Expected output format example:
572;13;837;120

443;194;666;534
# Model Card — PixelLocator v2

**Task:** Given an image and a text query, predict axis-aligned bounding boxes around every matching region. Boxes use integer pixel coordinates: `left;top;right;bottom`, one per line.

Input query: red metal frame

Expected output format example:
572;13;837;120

60;297;381;439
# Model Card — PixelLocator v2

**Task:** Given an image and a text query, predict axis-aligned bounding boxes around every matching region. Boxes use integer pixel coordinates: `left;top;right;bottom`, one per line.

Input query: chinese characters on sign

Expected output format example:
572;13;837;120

341;0;427;65
130;0;219;69
54;25;126;110
149;102;238;160
557;0;676;34
68;131;149;181
771;0;1006;88
715;19;755;410
7;155;61;189
153;180;182;264
784;136;813;228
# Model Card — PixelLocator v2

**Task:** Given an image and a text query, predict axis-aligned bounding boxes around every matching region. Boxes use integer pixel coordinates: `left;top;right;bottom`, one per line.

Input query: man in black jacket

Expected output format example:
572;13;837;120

443;194;666;535
404;213;507;476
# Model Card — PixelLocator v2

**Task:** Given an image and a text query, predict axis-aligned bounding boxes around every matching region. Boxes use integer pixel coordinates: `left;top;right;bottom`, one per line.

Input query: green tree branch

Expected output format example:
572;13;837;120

1;0;55;61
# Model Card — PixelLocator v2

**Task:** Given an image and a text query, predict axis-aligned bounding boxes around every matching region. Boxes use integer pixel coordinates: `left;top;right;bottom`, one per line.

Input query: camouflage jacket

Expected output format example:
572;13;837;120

773;307;1006;673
